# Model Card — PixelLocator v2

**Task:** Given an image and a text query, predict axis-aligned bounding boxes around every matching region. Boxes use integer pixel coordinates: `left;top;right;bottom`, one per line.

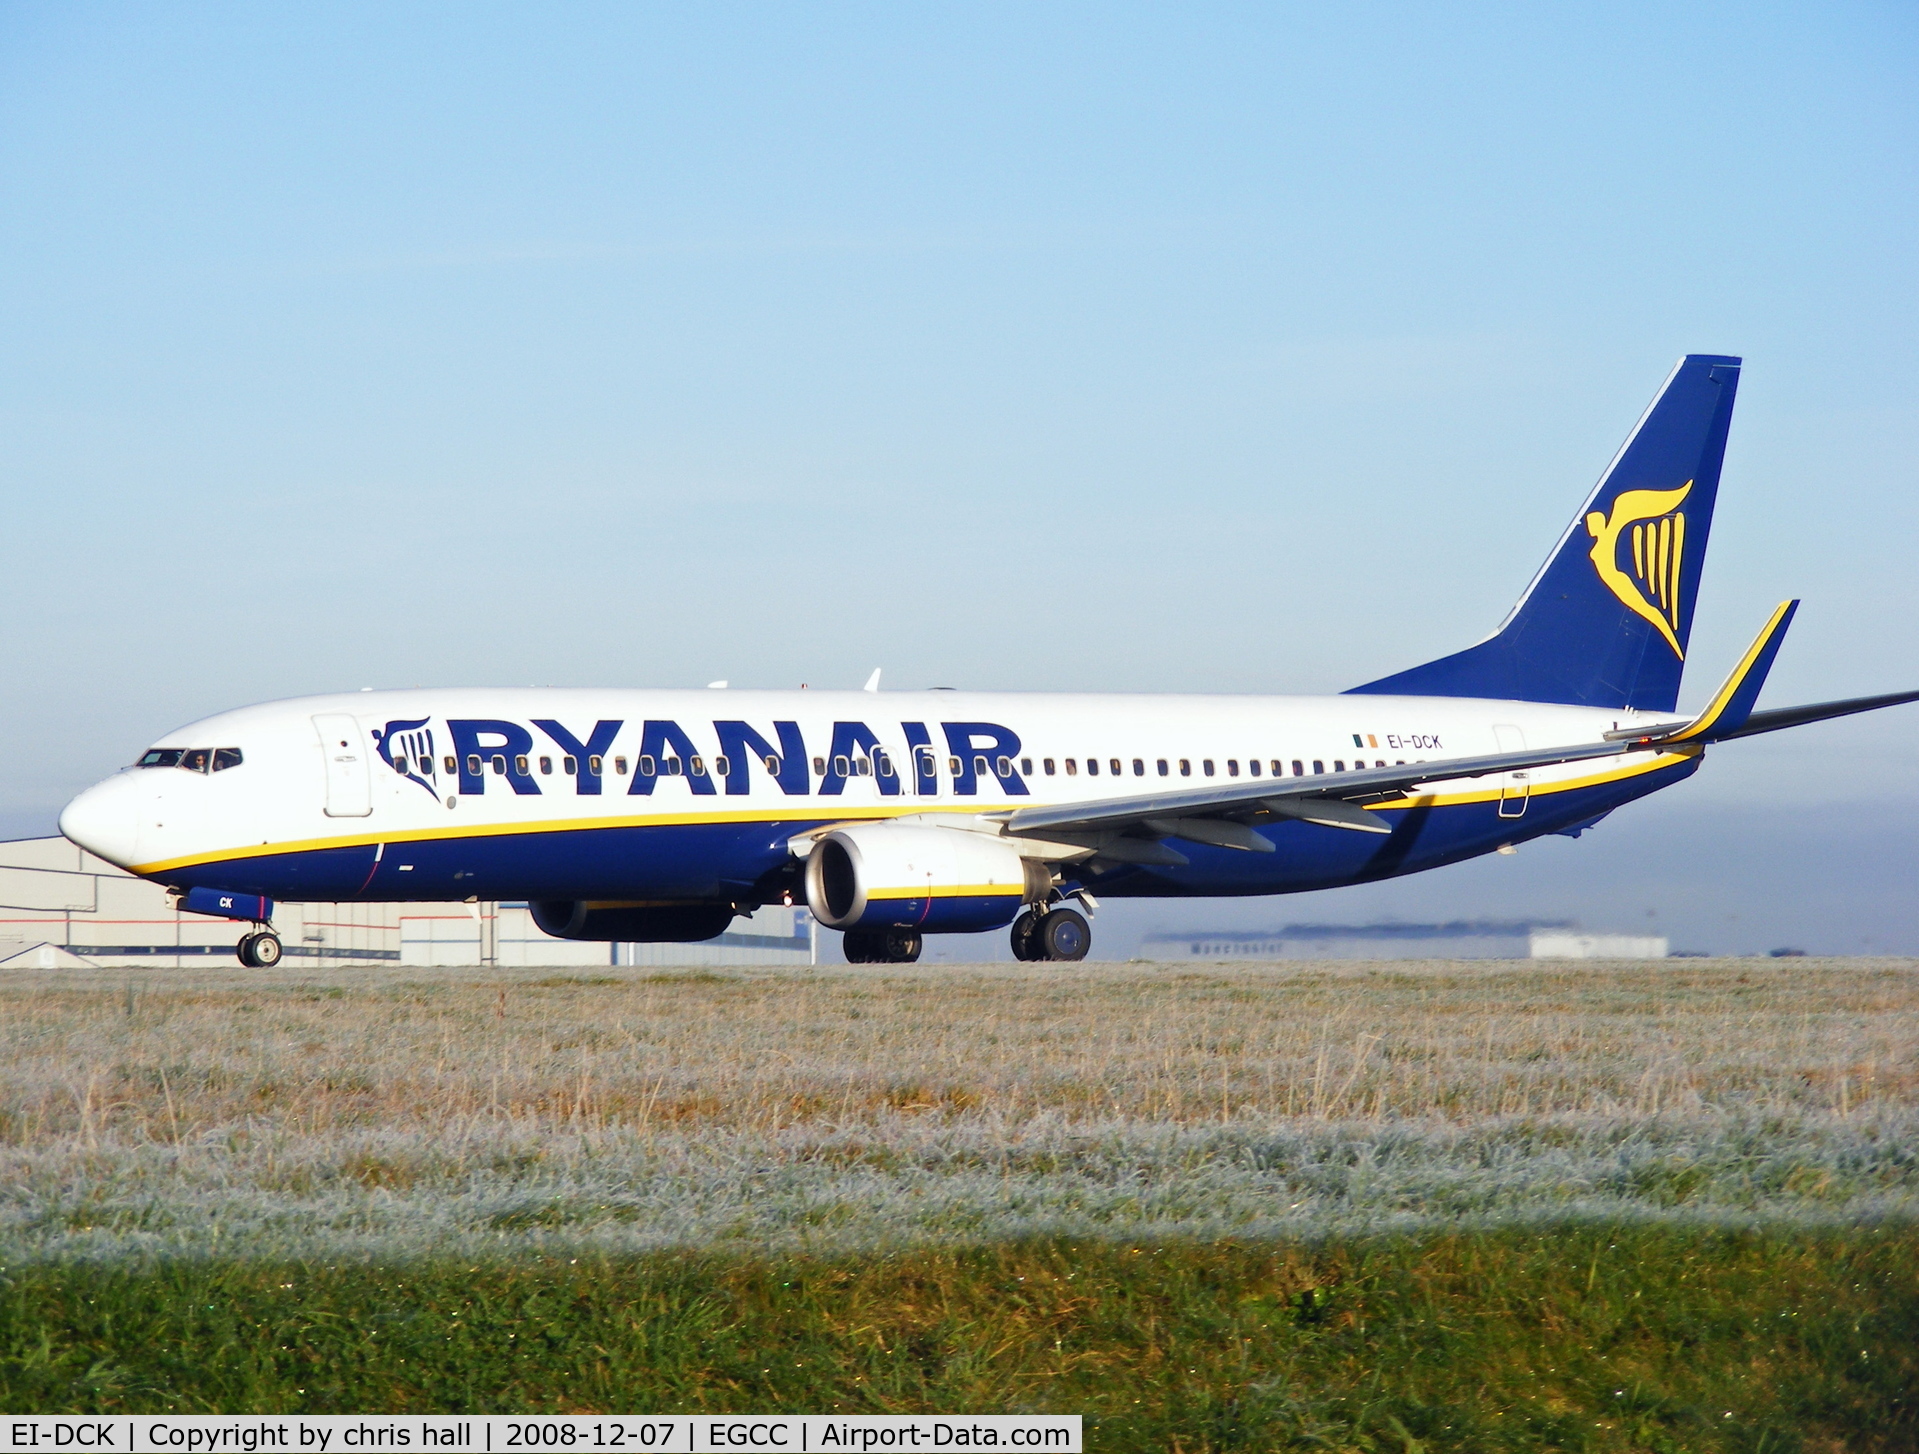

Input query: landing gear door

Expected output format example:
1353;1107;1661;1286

313;713;374;818
1493;723;1528;819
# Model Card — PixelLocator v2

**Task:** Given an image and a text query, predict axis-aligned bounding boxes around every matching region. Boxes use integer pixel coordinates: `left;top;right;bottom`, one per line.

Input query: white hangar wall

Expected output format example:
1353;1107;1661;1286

0;837;813;969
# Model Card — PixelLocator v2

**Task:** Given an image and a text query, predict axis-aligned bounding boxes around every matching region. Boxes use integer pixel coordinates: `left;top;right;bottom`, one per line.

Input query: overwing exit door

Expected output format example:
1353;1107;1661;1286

313;714;373;818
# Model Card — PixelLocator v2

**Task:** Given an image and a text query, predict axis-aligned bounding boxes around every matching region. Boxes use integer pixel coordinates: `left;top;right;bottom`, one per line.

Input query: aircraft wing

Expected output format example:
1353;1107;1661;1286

997;600;1919;852
1598;602;1919;744
994;736;1644;843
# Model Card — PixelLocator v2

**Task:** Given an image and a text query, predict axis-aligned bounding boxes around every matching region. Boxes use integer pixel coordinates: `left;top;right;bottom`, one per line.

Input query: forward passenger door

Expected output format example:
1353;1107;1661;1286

313;714;373;817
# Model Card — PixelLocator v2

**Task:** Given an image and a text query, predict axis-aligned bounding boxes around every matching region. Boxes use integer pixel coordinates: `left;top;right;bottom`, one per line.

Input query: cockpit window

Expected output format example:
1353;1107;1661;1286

138;746;242;771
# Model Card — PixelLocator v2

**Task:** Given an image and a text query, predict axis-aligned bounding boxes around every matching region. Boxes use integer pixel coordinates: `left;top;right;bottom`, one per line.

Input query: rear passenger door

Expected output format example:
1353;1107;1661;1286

1493;723;1528;819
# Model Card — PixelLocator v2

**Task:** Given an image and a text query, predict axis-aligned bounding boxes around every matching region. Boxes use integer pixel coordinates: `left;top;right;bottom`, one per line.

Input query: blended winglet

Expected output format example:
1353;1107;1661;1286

1606;600;1798;746
1667;600;1797;741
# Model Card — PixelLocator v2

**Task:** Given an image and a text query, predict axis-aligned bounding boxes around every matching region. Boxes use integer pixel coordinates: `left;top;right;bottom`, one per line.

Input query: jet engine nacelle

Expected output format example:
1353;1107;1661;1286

530;900;737;942
804;823;1051;933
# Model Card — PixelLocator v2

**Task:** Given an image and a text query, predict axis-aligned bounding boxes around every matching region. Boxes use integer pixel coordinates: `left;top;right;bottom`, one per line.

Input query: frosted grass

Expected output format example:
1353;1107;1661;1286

1;959;1913;1262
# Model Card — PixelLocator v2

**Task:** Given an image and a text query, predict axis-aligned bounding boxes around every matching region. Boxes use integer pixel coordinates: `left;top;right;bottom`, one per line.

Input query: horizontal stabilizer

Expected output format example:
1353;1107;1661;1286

1719;688;1919;741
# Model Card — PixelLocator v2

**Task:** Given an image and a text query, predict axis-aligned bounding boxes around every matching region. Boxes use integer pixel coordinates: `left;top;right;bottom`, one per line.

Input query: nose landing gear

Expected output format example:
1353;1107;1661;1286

236;928;283;968
1010;905;1091;962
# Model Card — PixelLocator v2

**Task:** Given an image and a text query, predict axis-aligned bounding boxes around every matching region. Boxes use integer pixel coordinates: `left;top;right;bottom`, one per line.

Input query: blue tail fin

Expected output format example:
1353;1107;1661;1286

1348;354;1742;712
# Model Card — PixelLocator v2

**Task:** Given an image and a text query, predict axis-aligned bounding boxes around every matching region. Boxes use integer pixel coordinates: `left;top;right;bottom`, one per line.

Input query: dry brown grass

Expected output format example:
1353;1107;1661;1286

2;957;1914;1260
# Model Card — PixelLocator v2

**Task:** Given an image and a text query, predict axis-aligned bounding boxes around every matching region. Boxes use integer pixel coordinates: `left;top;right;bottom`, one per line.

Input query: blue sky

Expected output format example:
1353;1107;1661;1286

3;5;1915;950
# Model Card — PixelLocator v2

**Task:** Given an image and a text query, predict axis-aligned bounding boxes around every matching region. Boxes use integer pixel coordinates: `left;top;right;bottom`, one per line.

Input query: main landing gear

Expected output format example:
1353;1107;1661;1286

236;928;283;968
843;929;923;964
1010;905;1090;962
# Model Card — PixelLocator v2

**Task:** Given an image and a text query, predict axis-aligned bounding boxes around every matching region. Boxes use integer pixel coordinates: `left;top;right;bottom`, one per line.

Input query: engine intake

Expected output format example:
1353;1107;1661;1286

530;900;737;942
804;823;1050;932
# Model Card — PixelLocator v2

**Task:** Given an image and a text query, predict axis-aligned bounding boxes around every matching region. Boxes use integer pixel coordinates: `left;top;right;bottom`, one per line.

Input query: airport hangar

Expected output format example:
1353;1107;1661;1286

0;836;815;970
0;835;1671;969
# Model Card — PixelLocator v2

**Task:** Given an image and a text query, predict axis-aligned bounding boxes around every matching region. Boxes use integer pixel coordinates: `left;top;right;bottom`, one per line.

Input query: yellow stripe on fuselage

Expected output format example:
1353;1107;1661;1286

131;749;1697;877
1316;748;1697;812
128;802;990;876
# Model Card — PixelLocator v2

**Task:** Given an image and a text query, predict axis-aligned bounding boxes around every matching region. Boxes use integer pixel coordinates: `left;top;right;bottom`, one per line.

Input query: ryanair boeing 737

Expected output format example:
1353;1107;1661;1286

58;355;1919;965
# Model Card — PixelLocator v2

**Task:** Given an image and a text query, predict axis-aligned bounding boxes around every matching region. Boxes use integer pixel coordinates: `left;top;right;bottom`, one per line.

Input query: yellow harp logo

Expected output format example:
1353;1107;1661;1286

1585;481;1692;659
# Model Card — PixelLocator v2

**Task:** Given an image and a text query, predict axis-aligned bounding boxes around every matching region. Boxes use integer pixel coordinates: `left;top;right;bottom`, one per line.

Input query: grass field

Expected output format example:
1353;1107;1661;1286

1;958;1915;1442
5;1225;1916;1448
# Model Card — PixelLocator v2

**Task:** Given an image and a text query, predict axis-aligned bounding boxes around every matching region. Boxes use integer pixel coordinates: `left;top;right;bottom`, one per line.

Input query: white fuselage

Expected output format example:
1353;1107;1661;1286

58;686;1687;913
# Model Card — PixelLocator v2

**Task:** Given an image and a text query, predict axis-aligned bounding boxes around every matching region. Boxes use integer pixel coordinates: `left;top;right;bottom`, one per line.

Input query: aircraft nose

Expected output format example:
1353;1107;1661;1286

59;773;145;869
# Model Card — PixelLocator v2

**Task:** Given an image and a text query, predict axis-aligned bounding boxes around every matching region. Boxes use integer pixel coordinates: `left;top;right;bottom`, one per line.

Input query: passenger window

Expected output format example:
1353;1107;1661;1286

1272;760;1283;776
916;748;936;776
834;756;850;777
1227;760;1239;777
1065;759;1078;775
1109;758;1121;776
514;755;530;775
975;755;990;779
688;756;704;776
1043;758;1056;776
213;748;243;772
996;755;1012;777
1179;759;1191;776
391;756;408;775
588;755;603;775
1334;760;1345;771
539;756;553;775
1086;758;1099;776
1132;758;1144;776
491;755;507;776
444;756;457;775
1157;759;1168;776
665;756;682;776
1292;760;1304;776
854;756;870;776
614;757;628;775
949;756;962;775
814;756;827;775
1312;760;1324;774
466;754;482;775
764;754;781;775
714;756;731;777
137;749;183;768
1248;759;1260;777
1020;757;1033;776
638;755;657;776
563;755;577;775
876;752;893;776
1203;759;1215;776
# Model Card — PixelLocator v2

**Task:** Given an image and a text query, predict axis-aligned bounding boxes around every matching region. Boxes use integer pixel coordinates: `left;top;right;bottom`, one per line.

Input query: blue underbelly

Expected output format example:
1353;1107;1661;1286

156;760;1694;906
